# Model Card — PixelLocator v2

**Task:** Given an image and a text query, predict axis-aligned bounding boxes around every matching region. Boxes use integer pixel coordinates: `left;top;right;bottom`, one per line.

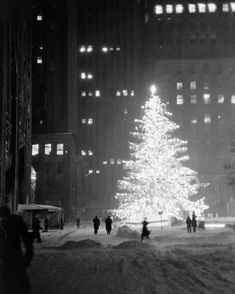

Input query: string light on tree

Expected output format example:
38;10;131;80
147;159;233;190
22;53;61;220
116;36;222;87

112;85;208;222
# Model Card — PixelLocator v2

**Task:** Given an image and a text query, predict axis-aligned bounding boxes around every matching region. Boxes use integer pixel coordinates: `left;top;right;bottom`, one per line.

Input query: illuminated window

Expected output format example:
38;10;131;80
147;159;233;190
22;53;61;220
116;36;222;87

218;94;224;103
204;113;211;123
109;47;114;51
198;3;206;13
116;47;121;51
102;47;108;52
203;94;211;104
88;170;93;174
190;95;197;104
117;159;122;164
95;90;100;97
87;73;93;79
88;150;93;156
208;3;217;12
191;116;197;124
222;4;229;12
32;144;39;156
175;4;184;13
166;4;173;13
103;161;108;165
57;144;64;155
81;119;86;124
177;82;183;90
87;118;93;124
88;91;92;96
87;45;93;52
37;15;42;21
95;170;100;174
231;95;235;103
81;91;86;97
81;150;86;156
124;108;128;114
81;73;86;79
177;95;183;104
116;91;121;96
155;5;163;14
79;46;86;53
123;90;128;96
130;90;135;96
110;159;115;164
37;57;42;64
39;46;43;50
231;2;235;12
44;144;51;155
188;4;196;13
190;81;196;90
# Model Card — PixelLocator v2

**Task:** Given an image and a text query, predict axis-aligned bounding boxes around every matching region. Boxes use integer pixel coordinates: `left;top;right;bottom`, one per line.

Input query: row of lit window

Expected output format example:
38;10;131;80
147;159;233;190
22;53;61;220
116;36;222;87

32;143;64;156
103;159;123;165
155;3;235;15
81;90;135;97
81;90;101;97
79;46;121;53
81;150;93;156
81;118;93;125
80;72;93;79
176;94;235;104
190;114;224;124
177;82;226;91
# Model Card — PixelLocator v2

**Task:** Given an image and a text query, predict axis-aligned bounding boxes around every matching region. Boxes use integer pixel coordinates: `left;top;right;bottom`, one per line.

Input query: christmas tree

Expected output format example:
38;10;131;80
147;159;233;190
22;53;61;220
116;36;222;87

113;88;208;222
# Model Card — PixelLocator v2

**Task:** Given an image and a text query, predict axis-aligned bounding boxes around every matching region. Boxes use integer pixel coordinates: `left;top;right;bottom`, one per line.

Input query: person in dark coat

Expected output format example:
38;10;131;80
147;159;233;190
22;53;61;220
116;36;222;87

76;217;80;229
32;215;42;243
105;216;112;234
0;205;33;294
141;218;150;242
44;217;49;232
186;216;192;233
191;211;197;233
93;216;100;234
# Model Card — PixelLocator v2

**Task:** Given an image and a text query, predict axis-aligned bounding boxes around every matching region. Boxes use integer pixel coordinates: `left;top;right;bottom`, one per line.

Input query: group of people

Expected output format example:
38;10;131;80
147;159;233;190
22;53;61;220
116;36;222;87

186;211;197;233
76;215;113;235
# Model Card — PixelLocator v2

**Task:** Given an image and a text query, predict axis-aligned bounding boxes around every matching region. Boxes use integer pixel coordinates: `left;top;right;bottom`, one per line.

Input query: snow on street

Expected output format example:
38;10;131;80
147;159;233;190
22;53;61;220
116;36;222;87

28;222;235;294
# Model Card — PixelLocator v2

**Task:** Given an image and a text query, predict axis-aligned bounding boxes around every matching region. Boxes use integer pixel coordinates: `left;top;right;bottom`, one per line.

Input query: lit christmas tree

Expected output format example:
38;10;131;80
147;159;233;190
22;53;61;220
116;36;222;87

113;87;208;222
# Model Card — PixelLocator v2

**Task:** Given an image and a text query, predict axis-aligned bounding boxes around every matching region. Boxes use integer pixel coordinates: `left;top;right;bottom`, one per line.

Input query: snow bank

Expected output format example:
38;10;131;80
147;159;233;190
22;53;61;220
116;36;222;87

114;240;150;249
59;239;103;250
116;225;140;239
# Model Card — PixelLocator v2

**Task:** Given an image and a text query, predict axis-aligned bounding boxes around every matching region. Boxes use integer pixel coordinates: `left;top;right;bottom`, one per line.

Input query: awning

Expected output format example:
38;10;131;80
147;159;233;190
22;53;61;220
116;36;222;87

18;204;63;213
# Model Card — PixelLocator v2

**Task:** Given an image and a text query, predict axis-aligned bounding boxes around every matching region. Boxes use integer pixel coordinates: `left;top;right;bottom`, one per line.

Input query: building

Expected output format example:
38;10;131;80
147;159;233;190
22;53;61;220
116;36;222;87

31;0;235;217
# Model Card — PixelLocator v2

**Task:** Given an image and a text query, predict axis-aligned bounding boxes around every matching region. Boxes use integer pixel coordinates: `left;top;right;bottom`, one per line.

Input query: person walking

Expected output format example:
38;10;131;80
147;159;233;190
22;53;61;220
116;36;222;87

76;217;80;229
141;218;150;242
32;215;42;243
93;216;100;234
105;216;112;234
0;205;34;294
186;216;192;233
44;217;49;232
192;211;197;233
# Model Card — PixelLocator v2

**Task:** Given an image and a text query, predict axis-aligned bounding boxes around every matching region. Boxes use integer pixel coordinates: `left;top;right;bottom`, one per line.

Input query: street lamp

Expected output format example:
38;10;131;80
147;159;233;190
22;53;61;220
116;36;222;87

150;84;157;96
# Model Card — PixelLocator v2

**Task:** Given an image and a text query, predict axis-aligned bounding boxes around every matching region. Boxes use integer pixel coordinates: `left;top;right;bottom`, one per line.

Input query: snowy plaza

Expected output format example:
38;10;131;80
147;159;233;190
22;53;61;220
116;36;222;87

28;221;235;294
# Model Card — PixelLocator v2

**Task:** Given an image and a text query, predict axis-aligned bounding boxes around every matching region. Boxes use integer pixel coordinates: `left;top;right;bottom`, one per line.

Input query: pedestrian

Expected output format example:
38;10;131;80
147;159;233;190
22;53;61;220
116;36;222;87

32;214;42;243
186;216;192;233
76;217;80;229
141;217;150;242
60;215;64;230
105;216;112;234
0;205;33;294
192;211;197;233
44;216;49;232
93;215;100;234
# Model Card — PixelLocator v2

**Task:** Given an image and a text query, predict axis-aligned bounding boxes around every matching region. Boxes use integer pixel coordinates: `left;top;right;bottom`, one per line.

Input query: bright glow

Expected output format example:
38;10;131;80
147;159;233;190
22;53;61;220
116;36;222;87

205;223;225;228
175;4;184;13
57;144;64;155
190;95;197;104
222;4;229;12
177;82;183;90
166;4;173;13
88;170;93;174
188;4;196;13
198;3;206;13
79;46;86;53
112;94;208;222
117;159;122;164
130;90;135;96
88;91;93;96
177;95;183;104
116;91;121;96
81;119;86;124
88;150;93;156
116;47;121;51
204;113;211;123
81;72;86;79
110;159;115;164
231;2;235;12
37;15;42;21
203;93;211;104
190;81;196;90
155;5;163;15
150;85;157;95
103;161;108;165
32;144;39;156
88;118;93;124
81;150;86;156
37;57;42;64
102;47;108;52
191;116;197;124
39;46;43;50
231;95;235;103
208;3;217;12
95;90;100;97
218;94;224;104
81;91;86;97
96;170;100;174
87;73;93;79
44;144;51;155
87;45;93;52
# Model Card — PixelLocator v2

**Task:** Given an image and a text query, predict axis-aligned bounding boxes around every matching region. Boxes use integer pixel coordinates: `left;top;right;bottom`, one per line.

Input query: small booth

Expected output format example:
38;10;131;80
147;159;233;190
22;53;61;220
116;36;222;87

18;204;64;230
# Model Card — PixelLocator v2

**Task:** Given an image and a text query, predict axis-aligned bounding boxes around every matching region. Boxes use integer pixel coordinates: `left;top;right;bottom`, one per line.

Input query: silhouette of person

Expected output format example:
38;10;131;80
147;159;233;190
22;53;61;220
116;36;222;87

44;217;49;232
32;215;42;243
186;216;192;233
141;218;150;242
93;216;100;234
192;211;197;233
0;205;33;294
76;217;80;229
105;216;112;234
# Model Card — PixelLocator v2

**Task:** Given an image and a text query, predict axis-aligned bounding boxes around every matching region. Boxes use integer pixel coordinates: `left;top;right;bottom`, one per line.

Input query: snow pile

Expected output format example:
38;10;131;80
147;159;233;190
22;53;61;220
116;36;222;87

114;240;150;249
59;239;102;250
116;225;140;239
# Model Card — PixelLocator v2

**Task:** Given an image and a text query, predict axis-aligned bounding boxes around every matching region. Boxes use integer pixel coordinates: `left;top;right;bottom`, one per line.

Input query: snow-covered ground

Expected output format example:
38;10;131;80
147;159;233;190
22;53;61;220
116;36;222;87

28;221;235;294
